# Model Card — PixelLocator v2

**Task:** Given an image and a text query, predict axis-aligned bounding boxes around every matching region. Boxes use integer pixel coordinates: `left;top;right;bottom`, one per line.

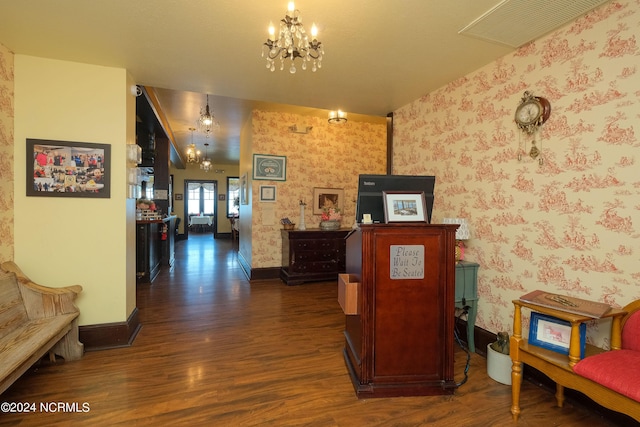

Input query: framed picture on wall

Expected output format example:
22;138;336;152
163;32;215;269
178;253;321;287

26;138;111;198
240;173;249;205
253;154;286;181
259;185;277;202
312;187;344;214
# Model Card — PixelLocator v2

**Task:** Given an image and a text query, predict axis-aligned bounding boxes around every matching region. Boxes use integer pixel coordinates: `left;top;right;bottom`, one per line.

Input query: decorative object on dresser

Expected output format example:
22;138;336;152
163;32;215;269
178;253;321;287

280;228;349;285
319;207;341;230
298;200;306;230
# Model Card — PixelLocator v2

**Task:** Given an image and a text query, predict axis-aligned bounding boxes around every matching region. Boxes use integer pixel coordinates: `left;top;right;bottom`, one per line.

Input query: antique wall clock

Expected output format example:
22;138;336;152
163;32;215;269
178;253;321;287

515;91;551;163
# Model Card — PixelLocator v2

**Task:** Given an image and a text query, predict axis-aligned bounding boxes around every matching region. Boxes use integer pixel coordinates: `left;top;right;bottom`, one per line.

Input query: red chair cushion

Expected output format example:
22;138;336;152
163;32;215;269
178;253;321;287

573;349;640;402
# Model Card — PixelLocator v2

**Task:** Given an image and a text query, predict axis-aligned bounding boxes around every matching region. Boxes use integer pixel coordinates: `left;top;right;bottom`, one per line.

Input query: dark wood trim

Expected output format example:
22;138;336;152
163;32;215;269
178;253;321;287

79;307;142;351
250;267;281;281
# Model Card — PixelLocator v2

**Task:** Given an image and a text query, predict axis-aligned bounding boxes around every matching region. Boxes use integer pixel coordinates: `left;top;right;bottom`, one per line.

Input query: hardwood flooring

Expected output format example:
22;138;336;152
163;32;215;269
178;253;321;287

0;234;631;426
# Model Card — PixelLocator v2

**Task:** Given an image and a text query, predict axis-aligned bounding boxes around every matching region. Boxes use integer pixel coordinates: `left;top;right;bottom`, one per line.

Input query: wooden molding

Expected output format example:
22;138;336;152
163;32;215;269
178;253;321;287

79;308;141;351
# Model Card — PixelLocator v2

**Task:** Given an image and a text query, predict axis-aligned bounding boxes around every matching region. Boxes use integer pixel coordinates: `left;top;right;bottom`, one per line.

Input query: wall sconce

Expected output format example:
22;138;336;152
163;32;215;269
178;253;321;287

328;110;347;124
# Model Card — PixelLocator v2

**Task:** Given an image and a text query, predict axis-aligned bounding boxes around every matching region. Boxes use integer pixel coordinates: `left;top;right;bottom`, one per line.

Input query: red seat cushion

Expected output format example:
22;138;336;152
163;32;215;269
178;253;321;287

573;349;640;402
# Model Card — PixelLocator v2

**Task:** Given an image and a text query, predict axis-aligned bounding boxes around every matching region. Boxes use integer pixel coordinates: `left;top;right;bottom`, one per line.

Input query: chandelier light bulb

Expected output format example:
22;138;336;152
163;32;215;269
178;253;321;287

311;23;317;38
288;1;295;13
268;22;275;37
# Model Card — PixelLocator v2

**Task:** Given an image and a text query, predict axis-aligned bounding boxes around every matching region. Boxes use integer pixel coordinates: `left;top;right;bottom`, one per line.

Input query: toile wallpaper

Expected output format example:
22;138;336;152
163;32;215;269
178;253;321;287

0;43;13;262
249;110;387;268
393;0;640;347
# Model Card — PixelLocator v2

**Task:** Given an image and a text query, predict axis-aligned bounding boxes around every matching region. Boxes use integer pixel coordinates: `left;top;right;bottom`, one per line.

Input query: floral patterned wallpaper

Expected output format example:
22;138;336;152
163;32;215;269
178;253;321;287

393;0;639;347
250;110;387;268
0;43;13;262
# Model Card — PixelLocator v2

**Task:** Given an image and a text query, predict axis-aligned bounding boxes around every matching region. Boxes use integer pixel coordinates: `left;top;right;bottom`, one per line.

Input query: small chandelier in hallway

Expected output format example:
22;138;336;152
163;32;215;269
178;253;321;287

197;95;219;136
262;1;323;73
328;110;347;124
186;128;200;163
200;143;212;172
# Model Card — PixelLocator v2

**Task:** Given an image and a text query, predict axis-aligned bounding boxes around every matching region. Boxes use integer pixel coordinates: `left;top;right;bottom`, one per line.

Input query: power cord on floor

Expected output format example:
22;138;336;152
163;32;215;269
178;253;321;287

454;305;471;387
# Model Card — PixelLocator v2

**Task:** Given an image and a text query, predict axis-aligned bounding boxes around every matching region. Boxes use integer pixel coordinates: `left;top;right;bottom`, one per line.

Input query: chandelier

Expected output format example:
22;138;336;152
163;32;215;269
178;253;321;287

186;127;200;163
328;110;347;124
262;1;323;73
197;95;219;136
200;143;212;172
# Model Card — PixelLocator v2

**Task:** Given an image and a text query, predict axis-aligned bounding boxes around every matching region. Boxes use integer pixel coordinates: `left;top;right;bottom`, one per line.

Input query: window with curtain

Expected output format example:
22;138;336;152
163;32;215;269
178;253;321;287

187;181;215;216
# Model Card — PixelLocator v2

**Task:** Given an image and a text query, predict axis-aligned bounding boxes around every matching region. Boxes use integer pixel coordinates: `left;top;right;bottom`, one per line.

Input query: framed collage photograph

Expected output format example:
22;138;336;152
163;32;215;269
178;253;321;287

27;138;111;198
312;187;344;214
528;312;586;358
253;154;286;181
259;185;277;202
382;191;427;223
240;173;248;205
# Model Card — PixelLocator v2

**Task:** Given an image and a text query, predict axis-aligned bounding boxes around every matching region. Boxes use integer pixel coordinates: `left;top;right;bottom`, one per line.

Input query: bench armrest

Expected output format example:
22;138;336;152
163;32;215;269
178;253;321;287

1;261;82;319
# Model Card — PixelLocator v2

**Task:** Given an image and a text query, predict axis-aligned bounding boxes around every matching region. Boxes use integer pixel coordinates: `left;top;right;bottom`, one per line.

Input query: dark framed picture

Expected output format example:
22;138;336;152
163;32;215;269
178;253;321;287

253;154;286;181
312;187;344;214
382;191;427;223
528;312;586;358
175;193;183;201
259;185;276;202
218;194;226;201
27;138;110;198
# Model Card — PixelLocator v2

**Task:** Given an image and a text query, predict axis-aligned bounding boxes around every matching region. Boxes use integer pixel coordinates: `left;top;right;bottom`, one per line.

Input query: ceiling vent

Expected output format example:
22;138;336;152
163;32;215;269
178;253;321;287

459;0;611;48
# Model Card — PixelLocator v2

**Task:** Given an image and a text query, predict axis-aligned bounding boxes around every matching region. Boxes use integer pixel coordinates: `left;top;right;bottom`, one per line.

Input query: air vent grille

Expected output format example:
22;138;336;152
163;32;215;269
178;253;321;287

459;0;611;48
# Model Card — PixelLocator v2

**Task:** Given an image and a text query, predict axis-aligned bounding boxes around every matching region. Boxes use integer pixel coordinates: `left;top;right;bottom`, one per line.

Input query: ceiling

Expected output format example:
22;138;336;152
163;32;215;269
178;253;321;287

0;0;607;165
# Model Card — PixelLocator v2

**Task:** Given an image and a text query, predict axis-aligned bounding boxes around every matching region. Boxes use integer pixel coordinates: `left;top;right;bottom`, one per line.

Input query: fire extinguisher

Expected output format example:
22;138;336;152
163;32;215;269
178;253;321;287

161;224;168;241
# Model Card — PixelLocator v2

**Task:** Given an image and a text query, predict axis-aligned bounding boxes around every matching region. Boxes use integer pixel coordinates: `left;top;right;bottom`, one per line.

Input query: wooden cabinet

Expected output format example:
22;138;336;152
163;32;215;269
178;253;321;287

343;223;459;398
136;221;161;283
280;229;350;285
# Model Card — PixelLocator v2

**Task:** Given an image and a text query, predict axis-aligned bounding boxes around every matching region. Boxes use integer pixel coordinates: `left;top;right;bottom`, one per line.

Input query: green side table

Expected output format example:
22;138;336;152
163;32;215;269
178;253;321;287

455;261;479;352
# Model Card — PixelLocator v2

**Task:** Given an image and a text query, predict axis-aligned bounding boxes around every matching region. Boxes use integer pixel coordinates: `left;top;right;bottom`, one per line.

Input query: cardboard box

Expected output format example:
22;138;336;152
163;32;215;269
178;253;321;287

338;274;360;315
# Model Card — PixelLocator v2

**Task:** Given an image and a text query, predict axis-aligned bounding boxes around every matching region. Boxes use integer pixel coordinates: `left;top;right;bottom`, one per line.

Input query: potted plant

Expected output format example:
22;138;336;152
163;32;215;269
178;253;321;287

487;331;517;385
320;207;342;230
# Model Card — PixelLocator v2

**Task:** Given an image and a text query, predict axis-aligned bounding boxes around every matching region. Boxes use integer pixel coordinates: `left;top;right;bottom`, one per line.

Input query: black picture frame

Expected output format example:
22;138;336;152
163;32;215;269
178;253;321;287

27;138;111;198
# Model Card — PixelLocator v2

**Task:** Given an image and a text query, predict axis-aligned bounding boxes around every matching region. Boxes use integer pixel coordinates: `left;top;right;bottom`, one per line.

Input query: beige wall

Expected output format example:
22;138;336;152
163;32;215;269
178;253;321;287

393;0;640;347
0;43;14;262
248;110;387;269
13;55;136;326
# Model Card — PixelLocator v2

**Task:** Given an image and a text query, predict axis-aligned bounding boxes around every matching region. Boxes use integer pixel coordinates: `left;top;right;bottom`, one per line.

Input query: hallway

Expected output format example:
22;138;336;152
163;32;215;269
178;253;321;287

0;235;626;426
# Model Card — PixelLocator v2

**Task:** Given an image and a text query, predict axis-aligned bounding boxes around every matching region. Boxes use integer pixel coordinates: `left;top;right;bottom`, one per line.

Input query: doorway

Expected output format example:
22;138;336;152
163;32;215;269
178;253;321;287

184;179;217;239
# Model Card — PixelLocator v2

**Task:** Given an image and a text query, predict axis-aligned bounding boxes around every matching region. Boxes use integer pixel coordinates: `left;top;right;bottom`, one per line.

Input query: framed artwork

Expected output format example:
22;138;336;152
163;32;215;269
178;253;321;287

27;138;111;198
382;191;427;223
240;173;249;205
253;154;286;181
259;185;277;202
218;194;226;201
175;193;183;201
312;187;344;214
528;312;586;358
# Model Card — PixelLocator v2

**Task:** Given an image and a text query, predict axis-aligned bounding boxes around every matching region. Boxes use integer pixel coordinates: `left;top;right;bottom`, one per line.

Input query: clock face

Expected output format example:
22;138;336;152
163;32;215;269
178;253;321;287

515;99;542;126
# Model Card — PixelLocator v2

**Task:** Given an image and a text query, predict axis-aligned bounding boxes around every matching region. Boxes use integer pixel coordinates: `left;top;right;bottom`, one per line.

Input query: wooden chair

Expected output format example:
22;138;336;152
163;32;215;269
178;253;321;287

229;216;239;244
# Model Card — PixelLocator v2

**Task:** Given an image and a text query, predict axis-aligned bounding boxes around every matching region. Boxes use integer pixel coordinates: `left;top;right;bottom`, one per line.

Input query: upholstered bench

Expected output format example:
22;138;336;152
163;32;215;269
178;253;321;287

571;299;640;421
0;261;83;394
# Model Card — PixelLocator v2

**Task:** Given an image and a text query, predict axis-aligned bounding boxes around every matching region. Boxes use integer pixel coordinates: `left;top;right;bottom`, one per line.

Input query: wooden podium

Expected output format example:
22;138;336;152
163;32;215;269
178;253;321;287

342;223;458;398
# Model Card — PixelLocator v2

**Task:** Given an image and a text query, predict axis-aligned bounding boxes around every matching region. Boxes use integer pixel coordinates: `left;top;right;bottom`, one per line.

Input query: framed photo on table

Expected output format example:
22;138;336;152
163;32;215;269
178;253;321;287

253;154;286;181
26;138;111;198
382;191;427;223
528;312;586;357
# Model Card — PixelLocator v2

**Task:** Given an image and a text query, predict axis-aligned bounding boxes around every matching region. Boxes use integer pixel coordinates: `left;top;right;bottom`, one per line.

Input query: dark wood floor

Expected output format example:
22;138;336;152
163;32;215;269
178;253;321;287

0;235;630;426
